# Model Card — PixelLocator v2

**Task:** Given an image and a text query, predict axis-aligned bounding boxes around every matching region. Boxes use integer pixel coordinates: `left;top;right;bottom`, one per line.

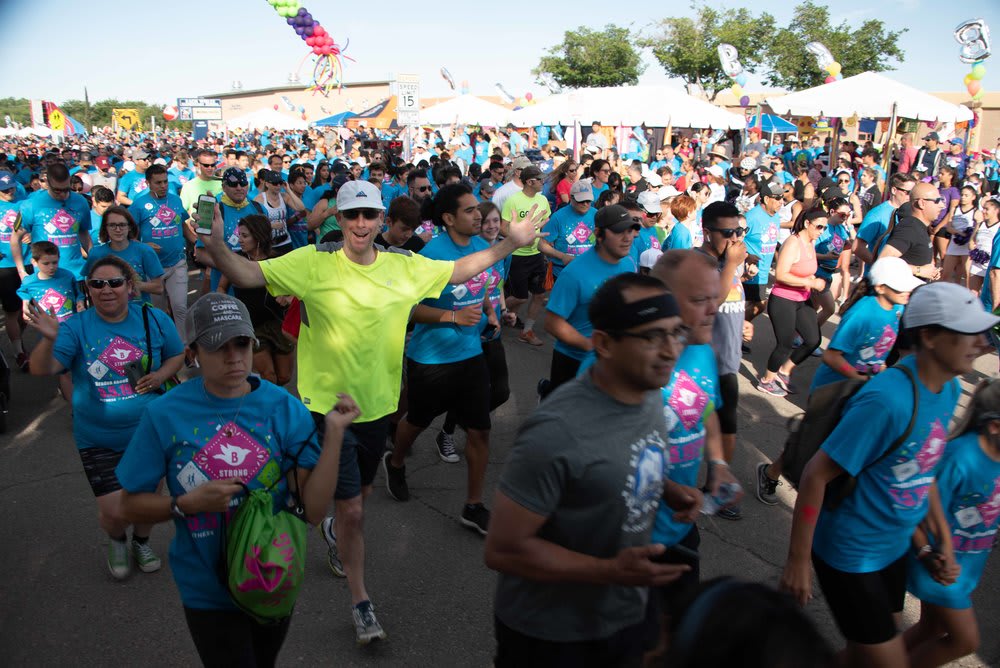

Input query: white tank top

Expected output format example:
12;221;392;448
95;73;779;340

777;200;796;243
259;194;291;247
973;220;1000;263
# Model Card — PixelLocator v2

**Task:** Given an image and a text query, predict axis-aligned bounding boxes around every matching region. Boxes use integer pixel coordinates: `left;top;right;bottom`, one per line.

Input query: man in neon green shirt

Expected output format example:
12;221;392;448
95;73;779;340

198;179;544;645
501;165;551;345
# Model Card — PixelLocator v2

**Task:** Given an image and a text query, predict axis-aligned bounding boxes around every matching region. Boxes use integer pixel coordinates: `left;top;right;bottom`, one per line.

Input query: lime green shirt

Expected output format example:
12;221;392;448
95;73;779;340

502;191;551;257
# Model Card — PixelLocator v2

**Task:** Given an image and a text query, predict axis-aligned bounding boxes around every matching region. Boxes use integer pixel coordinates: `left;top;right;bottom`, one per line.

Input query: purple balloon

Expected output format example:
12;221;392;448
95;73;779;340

286;17;295;25
740;95;750;106
295;26;305;35
298;7;307;15
304;25;314;36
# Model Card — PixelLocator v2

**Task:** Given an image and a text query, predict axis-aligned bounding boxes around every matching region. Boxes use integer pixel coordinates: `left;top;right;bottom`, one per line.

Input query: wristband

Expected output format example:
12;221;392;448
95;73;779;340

709;459;729;468
916;544;934;559
837;359;855;376
451;310;456;324
799;504;819;524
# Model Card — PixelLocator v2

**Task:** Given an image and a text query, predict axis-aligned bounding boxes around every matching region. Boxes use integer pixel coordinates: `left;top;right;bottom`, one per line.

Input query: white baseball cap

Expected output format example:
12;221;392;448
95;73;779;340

637;190;660;214
646;172;663;188
707;164;725;178
658;185;681;201
639;247;663;269
336;180;385;212
902;282;1000;333
570;180;593;202
868;257;923;293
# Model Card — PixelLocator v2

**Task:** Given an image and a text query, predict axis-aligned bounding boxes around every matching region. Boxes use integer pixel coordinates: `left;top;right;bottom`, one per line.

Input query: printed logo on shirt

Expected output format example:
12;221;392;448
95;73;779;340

0;209;17;239
37;288;67;314
193;422;269;480
667;370;709;430
51;209;76;233
872;324;897;357
154;204;176;227
570;221;591;243
887;420;947;509
952;480;1000;553
97;336;143;375
177;460;209;493
622;430;668;534
134;178;148;193
977;480;1000;528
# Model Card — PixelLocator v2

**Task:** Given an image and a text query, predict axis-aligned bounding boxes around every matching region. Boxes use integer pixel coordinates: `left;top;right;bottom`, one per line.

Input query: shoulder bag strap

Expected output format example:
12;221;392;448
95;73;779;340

866;364;920;471
141;302;153;374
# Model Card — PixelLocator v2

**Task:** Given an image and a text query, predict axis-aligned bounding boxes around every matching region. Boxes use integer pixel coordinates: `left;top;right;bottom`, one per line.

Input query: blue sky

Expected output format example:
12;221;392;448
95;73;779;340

1;0;998;105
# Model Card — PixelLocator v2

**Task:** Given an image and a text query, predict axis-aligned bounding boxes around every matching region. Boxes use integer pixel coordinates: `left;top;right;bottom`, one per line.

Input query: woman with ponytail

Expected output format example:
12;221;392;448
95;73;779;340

903;379;1000;668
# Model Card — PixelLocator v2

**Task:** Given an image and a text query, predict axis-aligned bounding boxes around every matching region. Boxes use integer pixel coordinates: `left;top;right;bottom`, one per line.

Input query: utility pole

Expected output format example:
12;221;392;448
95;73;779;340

84;86;91;133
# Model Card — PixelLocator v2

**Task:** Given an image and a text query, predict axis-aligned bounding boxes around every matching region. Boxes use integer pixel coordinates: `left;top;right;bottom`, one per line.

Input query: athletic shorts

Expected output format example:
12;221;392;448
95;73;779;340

743;282;770;303
812;552;906;645
78;447;124;497
0;267;21;313
717;373;739;435
312;412;388;500
507;254;547;299
406;355;491;431
654;525;701;615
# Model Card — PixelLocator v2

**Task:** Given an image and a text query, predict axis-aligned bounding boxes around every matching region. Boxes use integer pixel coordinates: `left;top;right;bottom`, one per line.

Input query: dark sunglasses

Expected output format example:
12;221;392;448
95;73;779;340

920;197;945;204
342;208;381;220
813;224;828;231
415;185;432;192
709;226;747;238
198;162;216;168
87;277;127;289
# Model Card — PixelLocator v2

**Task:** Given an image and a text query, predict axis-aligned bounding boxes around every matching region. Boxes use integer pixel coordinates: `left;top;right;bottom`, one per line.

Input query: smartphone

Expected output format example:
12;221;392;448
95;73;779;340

651;543;700;566
195;195;216;235
124;360;145;392
481;324;498;339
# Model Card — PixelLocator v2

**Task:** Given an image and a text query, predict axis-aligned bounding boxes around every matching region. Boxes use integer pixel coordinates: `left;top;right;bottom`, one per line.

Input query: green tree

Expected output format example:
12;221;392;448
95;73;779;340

642;6;776;100
0;98;32;126
535;25;645;88
764;1;906;90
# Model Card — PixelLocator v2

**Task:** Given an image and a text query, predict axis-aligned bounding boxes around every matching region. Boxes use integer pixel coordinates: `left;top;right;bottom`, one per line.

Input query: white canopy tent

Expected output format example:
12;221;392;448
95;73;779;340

508;86;747;130
419;95;513;127
766;72;973;123
17;126;52;138
224;108;308;131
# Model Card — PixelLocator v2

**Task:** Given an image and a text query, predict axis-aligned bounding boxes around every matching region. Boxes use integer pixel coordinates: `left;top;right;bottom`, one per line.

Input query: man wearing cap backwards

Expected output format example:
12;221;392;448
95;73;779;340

116;149;152;206
914;132;944;180
199;178;545;645
502;164;552;346
486;272;700;667
781;281;996;668
742;179;784;343
542;205;640;397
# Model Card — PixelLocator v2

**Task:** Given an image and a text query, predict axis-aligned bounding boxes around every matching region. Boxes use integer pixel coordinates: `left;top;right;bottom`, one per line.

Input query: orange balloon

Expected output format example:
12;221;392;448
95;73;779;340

967;80;982;97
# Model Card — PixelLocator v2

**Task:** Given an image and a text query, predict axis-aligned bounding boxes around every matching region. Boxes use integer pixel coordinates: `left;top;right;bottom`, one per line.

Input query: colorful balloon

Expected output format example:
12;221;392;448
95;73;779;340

954;19;992;63
162;105;179;121
717;43;744;78
968;80;982;96
827;61;841;77
495;83;515;104
971;62;987;79
825;76;836;84
736;73;748;87
265;2;353;95
730;83;743;97
739;95;750;107
525;92;533;102
806;41;835;70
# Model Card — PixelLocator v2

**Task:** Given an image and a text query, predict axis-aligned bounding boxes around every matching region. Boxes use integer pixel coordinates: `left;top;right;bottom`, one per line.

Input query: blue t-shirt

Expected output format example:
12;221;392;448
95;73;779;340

483;250;511;344
130;191;190;268
52;303;184;451
814;221;852;279
630;226;662;267
743;205;779;285
381;181;406;209
167;167;195;197
116;376;320;610
651;344;720;547
16;268;80;321
303;185;328;211
813;356;960;572
980;231;1000;312
84;241;165;304
858;201;895;270
407;234;492;364
666;223;693;250
0;200;25;269
811;296;903;391
89;209;104;245
591;182;609;208
906;431;1000;609
546;206;595;276
546;247;637;360
117;170;150;202
18;191;91;279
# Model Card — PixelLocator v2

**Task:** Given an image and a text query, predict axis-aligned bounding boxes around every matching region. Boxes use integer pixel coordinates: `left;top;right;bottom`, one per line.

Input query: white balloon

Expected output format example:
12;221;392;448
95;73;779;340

805;41;835;70
440;67;456;90
495;83;515;104
717;43;743;78
954;18;992;63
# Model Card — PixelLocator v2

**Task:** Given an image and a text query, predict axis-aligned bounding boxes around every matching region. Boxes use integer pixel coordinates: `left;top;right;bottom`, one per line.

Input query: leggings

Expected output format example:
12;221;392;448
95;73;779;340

443;338;510;433
766;294;820;373
184;607;291;668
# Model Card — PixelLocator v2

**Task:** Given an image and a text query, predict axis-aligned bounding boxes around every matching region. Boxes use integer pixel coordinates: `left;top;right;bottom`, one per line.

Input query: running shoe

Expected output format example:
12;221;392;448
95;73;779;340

319;516;345;577
382;451;409;501
755;463;781;506
756;378;788;398
716;505;743;521
460;503;490;536
435;430;459;463
130;539;161;573
15;352;28;372
775;372;797;394
352;600;387;646
518;330;544;346
107;537;131;580
536;378;550;404
811;346;824;357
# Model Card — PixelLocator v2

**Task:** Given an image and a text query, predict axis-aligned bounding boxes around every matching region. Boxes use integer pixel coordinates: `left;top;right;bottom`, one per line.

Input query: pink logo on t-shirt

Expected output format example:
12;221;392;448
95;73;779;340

0;209;16;237
51;209;76;233
466;270;489;297
978;481;1000;528
915;420;947;473
571;221;591;243
667;370;709;430
154;204;176;226
650;236;661;250
135;178;148;193
873;324;898;356
193;422;270;480
831;233;845;253
96;337;143;375
37;288;66;314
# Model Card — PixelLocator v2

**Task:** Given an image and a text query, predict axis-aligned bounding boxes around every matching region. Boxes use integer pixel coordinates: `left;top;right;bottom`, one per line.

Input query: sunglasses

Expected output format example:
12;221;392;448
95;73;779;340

920;197;945;204
813;224;828;231
415;185;432;192
199;162;215;168
87;277;127;289
709;226;747;238
342;208;381;220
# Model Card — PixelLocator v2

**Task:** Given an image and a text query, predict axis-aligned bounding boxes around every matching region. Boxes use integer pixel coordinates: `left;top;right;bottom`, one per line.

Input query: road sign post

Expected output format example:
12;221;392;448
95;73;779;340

396;74;420;128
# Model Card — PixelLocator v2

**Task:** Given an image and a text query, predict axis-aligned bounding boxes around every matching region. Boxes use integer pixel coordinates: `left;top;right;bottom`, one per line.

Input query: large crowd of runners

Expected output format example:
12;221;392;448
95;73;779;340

1;118;1000;667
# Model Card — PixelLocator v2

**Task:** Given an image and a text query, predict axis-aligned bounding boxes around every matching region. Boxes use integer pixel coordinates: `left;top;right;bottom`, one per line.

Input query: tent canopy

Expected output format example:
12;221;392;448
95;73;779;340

749;114;797;134
225;108;307;131
508;86;746;130
766;72;973;123
313;110;358;127
419;95;512;126
347;97;398;130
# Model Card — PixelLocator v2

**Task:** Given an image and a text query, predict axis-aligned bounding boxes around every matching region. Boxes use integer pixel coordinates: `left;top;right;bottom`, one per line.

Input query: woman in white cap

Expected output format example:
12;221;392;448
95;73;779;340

117;292;360;667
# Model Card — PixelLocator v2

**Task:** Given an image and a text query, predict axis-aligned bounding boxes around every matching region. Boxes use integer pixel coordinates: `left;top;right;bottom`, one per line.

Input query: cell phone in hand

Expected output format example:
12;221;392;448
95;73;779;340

124;360;145;392
195;195;216;235
482;324;498;339
650;543;700;566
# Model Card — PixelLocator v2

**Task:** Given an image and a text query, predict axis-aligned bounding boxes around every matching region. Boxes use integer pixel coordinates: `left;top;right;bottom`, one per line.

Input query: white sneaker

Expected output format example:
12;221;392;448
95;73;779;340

107;537;131;580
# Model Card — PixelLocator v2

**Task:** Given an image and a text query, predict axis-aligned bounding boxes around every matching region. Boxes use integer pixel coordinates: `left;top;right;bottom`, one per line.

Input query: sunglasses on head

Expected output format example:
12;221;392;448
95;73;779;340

709;226;747;238
342;208;381;220
87;277;127;289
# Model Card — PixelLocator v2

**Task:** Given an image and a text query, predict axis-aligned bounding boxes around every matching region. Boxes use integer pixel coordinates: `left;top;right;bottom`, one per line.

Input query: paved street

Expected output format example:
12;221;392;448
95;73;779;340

0;291;997;667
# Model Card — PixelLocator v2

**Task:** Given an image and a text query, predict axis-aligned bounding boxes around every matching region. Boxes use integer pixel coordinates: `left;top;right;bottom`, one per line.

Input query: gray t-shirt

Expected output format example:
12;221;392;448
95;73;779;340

494;372;669;642
697;248;745;375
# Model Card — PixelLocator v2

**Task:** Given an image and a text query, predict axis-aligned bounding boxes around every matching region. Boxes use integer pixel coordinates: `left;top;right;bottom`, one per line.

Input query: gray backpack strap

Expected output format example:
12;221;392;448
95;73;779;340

316;241;343;253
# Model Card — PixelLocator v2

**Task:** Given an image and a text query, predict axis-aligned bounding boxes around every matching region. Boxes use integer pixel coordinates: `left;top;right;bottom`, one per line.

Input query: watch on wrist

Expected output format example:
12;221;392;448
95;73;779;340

916;543;934;559
170;496;187;520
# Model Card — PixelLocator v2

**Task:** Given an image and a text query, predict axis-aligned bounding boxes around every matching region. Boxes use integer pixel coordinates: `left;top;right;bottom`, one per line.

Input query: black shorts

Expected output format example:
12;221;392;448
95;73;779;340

78;447;124;497
311;412;388;500
406;355;491;431
934;227;952;240
494;615;652;668
743;282;770;303
548;350;582;396
654;525;701;615
717;373;739;435
507;254;547;299
812;552;906;645
0;267;21;313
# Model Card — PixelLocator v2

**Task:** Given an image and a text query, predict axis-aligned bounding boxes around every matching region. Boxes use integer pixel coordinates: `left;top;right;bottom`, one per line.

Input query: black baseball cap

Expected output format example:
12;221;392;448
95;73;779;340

595;204;641;233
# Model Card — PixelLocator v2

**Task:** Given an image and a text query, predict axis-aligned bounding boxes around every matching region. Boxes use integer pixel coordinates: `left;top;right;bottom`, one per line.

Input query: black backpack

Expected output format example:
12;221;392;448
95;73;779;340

781;364;918;509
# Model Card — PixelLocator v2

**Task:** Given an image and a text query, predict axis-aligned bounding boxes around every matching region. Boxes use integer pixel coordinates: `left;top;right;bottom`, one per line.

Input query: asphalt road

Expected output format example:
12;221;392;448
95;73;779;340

0;284;997;667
